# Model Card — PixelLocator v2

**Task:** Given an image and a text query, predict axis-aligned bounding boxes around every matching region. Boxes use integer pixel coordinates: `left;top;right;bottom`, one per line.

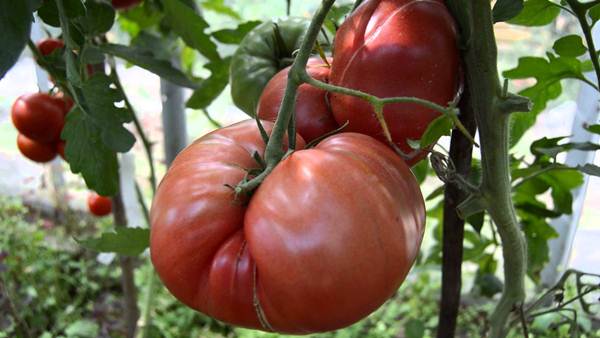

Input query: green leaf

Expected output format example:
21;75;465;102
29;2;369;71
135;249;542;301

589;4;600;26
80;0;115;36
531;137;600;158
80;45;105;64
117;2;164;37
78;227;149;256
64;320;99;338
493;0;524;23
466;212;485;233
212;20;262;45
508;0;560;26
98;43;200;89
404;319;425;338
0;0;38;80
37;0;60;27
411;159;429;184
163;0;220;61
200;0;241;20
578;163;600;176
62;109;120;195
504;55;589;146
474;273;504;298
521;217;558;278
553;35;587;57
585;123;600;135
187;57;230;109
415;115;454;149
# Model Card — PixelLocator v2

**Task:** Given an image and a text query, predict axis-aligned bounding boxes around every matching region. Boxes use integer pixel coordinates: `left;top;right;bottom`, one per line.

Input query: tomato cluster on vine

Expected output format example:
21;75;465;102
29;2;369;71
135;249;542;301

149;0;460;333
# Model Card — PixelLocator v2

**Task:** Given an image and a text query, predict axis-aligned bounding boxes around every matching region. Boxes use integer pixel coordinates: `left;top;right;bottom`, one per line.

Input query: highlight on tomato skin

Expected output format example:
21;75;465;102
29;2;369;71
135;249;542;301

11;93;66;144
36;38;65;56
149;119;425;334
87;193;113;217
329;0;461;166
16;134;58;163
111;0;142;10
257;57;339;143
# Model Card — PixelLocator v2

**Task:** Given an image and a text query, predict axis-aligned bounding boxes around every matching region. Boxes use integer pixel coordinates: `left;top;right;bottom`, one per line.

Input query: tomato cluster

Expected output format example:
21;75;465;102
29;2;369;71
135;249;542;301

150;0;459;333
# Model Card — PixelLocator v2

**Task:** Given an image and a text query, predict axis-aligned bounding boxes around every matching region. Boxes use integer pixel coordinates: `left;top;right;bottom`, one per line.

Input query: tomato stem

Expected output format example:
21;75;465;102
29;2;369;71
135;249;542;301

447;1;529;337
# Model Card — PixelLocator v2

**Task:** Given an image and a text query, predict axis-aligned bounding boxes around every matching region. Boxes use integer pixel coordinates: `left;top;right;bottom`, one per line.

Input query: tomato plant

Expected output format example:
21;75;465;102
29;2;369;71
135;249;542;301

36;38;64;56
11;93;65;143
88;193;113;217
16;133;57;163
329;0;460;165
257;58;338;142
150;120;425;333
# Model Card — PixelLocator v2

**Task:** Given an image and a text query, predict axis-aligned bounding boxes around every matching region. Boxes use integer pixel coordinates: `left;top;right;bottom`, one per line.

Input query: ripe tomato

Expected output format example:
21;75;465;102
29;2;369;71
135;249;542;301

16;134;57;163
257;58;338;142
88;193;113;217
36;38;64;56
329;0;460;165
56;141;66;160
54;92;74;115
111;0;142;10
150;120;425;333
11;93;65;143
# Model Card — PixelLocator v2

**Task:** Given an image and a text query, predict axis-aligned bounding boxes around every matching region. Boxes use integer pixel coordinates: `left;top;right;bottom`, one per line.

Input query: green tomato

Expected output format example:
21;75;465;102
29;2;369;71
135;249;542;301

230;17;313;116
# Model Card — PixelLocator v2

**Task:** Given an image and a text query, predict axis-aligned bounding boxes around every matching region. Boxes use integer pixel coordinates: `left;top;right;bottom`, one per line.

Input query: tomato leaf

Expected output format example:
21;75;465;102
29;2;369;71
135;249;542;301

493;0;524;23
163;0;220;61
77;227;149;256
187;57;230;109
553;35;587;58
585;123;600;135
200;0;241;20
508;0;560;26
531;136;600;158
212;20;262;44
79;0;115;36
0;0;40;80
37;0;61;27
589;4;600;26
98;43;200;89
413;114;453;149
577;163;600;176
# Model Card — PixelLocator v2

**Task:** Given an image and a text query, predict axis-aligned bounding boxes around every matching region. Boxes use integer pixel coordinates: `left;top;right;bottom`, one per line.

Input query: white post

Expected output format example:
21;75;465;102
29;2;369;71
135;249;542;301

540;25;600;286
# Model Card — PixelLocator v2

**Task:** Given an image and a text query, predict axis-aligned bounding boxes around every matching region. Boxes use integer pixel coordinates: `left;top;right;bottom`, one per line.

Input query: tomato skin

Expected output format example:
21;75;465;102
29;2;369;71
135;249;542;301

150;120;425;333
329;0;460;165
111;0;142;10
17;134;57;163
36;38;64;56
230;18;321;116
257;58;338;142
88;193;113;217
11;93;65;143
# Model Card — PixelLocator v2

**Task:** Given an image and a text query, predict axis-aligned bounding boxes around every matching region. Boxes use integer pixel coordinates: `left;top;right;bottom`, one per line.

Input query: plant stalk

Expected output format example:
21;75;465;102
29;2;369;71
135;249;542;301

449;1;528;337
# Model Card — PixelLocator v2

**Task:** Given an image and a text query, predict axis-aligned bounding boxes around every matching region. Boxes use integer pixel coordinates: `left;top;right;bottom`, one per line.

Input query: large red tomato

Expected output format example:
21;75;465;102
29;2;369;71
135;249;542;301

150;120;425;333
111;0;142;10
257;58;338;142
16;134;57;163
88;193;113;217
329;0;460;165
11;93;65;143
36;38;64;56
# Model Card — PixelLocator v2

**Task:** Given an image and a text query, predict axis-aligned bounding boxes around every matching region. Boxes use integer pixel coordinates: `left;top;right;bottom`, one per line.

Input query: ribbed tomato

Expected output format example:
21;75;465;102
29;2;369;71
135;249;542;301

11;93;65;143
329;0;460;165
111;0;142;10
36;38;64;56
88;193;113;217
257;58;338;142
16;134;57;163
150;120;425;333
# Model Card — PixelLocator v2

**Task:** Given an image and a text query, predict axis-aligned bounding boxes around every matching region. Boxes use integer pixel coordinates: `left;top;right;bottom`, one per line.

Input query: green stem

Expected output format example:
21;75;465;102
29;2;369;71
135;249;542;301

567;0;600;90
450;1;527;337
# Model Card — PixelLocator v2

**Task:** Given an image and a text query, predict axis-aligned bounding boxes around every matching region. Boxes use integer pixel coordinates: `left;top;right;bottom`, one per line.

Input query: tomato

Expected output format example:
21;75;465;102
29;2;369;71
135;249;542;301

36;38;64;56
11;93;65;143
150;120;425;333
17;134;57;163
230;18;323;116
88;193;113;217
257;58;338;142
56;141;66;160
111;0;142;10
329;0;460;165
